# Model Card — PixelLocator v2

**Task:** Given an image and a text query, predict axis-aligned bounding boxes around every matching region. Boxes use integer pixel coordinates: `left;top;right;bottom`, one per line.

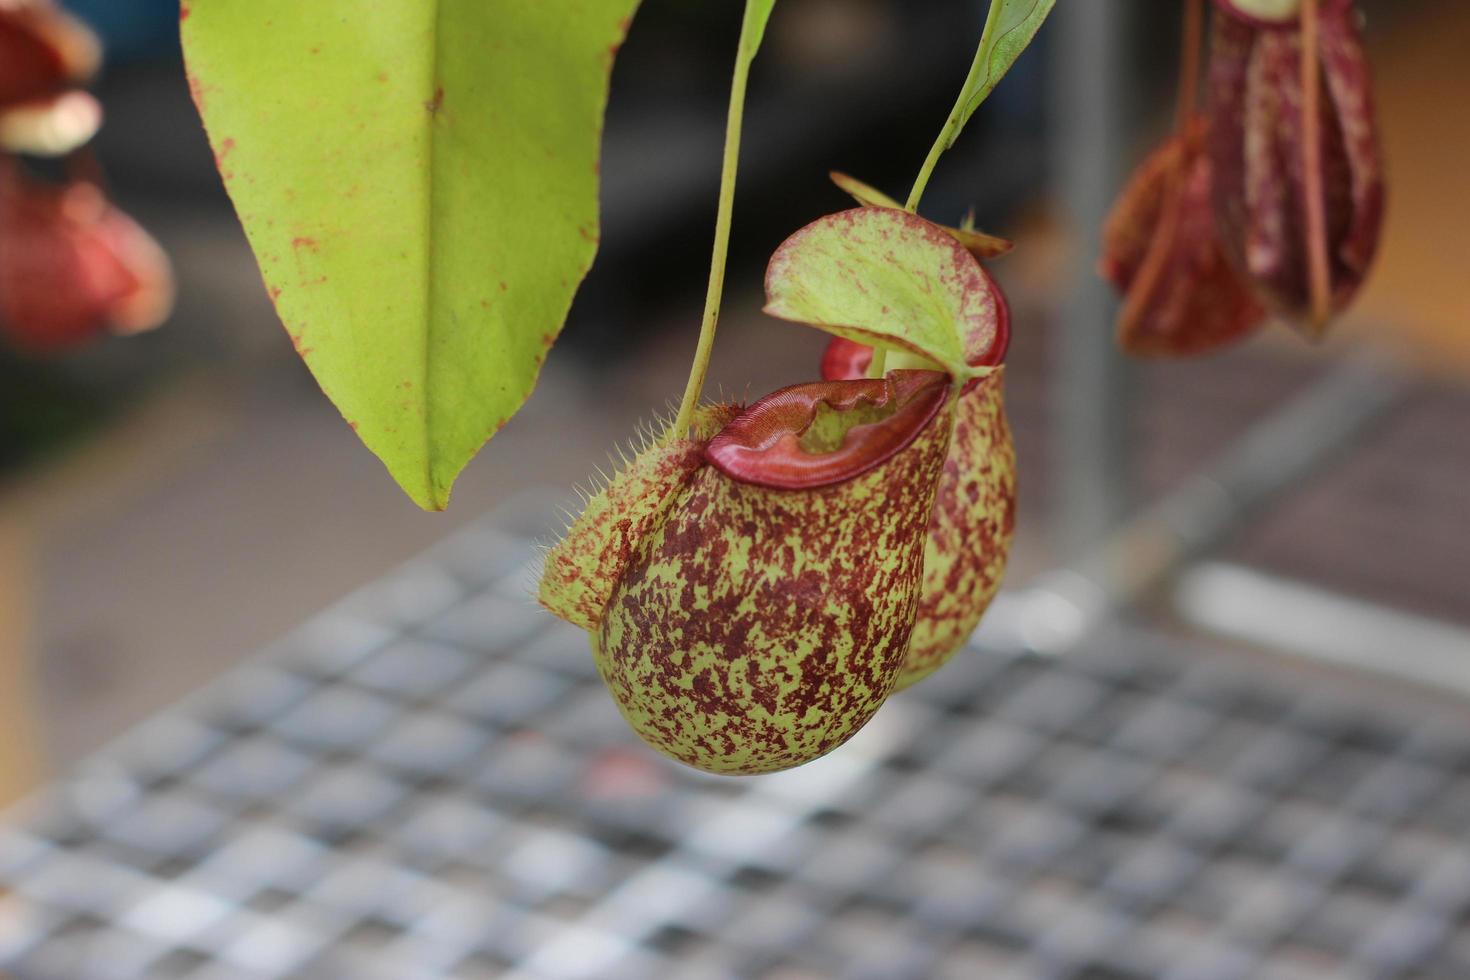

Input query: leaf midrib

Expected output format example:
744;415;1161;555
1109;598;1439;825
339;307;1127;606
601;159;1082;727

421;0;445;507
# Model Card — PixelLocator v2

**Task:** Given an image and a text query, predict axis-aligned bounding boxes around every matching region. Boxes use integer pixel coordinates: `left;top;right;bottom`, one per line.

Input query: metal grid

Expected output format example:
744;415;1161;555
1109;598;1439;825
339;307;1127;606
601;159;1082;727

3;515;1470;980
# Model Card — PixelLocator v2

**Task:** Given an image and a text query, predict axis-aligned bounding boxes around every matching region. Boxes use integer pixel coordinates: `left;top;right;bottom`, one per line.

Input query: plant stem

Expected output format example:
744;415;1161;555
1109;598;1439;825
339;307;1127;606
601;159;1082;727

867;348;887;378
884;0;1005;378
669;5;761;442
1299;0;1332;334
904;0;1005;213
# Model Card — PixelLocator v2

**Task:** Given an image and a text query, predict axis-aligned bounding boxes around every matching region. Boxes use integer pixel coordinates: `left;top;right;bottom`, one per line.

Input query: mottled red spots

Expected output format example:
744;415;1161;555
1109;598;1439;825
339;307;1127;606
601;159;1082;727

186;73;207;111
896;369;1014;687
424;86;444;113
498;281;508;292
825;169;1019;261
605;15;633;63
542;179;1024;772
268;286;282;301
348;421;359;432
291;236;318;251
595;395;952;774
179;4;190;22
540;406;736;633
765;208;1004;373
817;287;1016;688
818;273;1008;391
578;224;596;242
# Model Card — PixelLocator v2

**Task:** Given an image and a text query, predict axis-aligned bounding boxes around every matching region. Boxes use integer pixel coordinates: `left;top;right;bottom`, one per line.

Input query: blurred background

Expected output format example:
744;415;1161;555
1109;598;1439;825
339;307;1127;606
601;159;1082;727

1;1;1469;977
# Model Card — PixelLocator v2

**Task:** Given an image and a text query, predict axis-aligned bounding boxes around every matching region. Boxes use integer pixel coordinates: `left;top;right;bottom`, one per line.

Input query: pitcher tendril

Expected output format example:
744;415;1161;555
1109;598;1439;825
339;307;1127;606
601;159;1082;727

670;2;769;443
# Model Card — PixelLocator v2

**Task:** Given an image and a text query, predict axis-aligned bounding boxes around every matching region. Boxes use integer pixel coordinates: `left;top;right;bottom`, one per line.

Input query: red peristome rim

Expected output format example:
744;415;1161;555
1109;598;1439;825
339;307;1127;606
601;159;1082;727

980;270;1013;369
820;266;1010;390
705;369;949;490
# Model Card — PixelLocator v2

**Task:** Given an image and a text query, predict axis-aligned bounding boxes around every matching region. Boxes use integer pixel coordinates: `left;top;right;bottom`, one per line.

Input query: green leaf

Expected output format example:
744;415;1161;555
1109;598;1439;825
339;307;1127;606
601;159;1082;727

953;0;1055;143
763;208;998;378
742;0;778;50
181;0;639;510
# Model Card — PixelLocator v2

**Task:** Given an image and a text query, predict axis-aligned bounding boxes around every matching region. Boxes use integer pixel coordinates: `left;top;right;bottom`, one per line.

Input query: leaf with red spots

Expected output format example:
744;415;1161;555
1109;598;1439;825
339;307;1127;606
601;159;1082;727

764;208;1004;379
182;0;640;510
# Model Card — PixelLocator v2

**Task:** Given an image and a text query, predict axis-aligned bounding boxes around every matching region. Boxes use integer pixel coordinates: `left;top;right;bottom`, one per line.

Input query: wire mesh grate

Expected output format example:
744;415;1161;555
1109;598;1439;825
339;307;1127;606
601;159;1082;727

2;513;1469;979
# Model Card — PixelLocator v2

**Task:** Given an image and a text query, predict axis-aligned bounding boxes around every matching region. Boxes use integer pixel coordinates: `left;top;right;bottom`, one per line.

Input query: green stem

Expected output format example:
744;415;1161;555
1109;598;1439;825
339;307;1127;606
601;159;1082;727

904;0;1005;212
867;348;887;378
669;5;762;442
884;0;1006;376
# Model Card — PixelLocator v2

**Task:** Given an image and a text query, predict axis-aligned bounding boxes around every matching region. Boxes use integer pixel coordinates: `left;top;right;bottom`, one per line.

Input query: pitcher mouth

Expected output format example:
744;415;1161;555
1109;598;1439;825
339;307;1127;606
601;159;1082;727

705;369;949;490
